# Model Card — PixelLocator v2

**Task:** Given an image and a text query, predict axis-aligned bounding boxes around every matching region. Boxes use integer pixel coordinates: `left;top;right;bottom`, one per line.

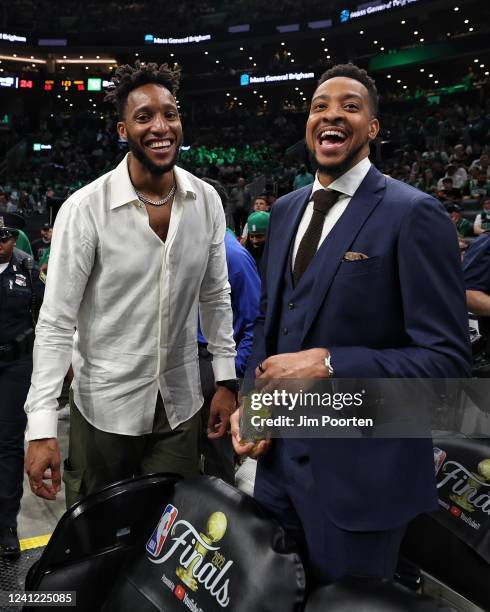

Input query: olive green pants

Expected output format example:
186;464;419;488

63;393;201;508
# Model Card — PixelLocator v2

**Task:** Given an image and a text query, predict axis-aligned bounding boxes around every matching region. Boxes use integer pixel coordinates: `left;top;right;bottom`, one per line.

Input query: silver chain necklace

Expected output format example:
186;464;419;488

135;183;176;207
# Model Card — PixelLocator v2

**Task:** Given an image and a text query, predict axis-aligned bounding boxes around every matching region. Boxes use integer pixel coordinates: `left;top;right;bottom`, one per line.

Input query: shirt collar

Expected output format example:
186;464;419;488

311;156;372;199
109;153;197;210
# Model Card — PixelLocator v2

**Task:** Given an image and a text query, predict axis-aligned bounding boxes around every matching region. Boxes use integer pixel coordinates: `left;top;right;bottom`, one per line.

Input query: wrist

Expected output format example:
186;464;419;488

310;348;332;377
216;378;240;395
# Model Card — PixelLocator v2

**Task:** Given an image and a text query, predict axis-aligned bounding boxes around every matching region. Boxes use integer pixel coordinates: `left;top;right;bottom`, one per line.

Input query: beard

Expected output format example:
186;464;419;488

310;139;368;181
126;133;182;175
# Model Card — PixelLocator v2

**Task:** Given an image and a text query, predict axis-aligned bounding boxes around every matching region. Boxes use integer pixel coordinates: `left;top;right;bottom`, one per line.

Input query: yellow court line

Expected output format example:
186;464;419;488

20;534;51;551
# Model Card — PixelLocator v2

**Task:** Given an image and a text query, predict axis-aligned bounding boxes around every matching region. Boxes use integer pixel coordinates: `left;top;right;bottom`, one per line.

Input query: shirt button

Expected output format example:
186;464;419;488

282;327;289;335
288;302;295;310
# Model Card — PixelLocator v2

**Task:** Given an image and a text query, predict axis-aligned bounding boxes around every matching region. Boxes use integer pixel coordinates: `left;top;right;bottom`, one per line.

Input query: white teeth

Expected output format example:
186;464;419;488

320;130;346;141
148;140;171;149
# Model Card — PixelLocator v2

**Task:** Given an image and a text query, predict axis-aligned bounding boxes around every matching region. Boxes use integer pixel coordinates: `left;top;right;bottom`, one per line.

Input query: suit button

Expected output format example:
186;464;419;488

282;327;289;335
288;302;295;310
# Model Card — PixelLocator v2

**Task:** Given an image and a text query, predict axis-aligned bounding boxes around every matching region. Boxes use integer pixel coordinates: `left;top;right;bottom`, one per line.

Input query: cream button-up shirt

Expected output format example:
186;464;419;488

25;155;236;439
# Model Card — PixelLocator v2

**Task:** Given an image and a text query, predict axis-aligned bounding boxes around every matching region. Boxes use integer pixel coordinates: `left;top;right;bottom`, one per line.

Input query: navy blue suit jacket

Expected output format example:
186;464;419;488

247;165;472;531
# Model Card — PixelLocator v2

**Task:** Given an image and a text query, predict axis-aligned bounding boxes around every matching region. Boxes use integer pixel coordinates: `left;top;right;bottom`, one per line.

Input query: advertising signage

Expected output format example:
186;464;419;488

144;33;211;45
0;31;27;43
240;72;315;86
340;0;419;23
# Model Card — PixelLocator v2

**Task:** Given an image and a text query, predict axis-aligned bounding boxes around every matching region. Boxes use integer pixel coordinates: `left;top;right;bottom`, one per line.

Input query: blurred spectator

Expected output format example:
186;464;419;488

437;177;461;203
473;198;490;236
447;204;473;238
244;211;270;274
229;177;252;234
240;194;269;243
31;223;53;262
293;165;314;190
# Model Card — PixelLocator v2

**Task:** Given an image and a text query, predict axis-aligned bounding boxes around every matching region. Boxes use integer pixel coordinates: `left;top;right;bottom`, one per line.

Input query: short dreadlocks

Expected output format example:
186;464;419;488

105;61;181;118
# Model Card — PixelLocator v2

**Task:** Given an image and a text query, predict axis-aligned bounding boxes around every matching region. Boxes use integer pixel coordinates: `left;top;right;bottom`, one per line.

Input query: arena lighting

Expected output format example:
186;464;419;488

308;19;332;29
228;24;250;33
0;54;45;64
57;58;117;64
276;24;300;33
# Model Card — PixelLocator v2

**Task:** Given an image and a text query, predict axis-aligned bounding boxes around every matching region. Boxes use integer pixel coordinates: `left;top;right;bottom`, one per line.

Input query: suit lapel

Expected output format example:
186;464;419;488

264;186;311;339
301;166;386;341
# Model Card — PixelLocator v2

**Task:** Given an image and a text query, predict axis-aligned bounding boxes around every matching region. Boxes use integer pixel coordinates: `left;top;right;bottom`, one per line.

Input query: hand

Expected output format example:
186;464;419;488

25;438;62;500
230;408;271;459
207;386;237;439
256;348;330;380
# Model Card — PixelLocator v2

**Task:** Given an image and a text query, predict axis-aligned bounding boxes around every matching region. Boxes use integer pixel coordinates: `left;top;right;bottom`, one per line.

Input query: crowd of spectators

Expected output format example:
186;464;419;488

1;77;490;248
2;0;331;33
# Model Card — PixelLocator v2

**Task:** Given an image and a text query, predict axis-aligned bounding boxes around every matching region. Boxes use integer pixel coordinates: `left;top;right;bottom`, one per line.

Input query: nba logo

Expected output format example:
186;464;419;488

146;504;178;557
433;447;447;475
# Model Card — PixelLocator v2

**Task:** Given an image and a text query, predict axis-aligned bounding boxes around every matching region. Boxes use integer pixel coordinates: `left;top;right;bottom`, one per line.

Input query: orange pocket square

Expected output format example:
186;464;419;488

343;251;369;261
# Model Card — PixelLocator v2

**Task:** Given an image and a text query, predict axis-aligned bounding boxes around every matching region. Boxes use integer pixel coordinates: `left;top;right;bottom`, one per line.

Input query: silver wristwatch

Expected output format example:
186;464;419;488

324;353;334;377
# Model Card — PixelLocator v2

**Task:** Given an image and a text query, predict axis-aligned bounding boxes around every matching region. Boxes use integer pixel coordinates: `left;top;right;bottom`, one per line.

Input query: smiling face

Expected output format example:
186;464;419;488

117;83;183;175
306;76;379;185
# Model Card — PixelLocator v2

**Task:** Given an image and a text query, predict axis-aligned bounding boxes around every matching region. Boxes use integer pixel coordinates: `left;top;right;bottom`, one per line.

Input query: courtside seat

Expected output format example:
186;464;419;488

25;474;179;611
25;475;305;612
401;436;490;611
304;577;452;611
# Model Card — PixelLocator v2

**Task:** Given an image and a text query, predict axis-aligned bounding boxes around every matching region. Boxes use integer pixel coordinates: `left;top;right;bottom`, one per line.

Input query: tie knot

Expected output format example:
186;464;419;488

312;189;339;214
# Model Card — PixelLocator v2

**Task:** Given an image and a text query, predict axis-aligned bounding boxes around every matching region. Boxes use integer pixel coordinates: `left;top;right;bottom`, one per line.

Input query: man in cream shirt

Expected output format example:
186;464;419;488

25;62;237;506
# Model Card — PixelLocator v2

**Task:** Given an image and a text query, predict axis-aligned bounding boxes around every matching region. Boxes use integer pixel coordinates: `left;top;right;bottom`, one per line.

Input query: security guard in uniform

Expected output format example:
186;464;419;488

0;217;44;559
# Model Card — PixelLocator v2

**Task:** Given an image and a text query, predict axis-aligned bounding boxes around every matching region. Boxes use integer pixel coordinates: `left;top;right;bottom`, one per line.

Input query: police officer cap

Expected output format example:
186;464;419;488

0;213;24;239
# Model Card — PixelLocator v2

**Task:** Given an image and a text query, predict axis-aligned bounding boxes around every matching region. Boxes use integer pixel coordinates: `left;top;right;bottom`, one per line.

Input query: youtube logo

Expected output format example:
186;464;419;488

174;585;186;600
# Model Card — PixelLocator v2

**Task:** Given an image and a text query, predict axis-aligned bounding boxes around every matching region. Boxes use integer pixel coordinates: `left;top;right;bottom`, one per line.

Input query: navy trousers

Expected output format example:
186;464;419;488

0;357;31;529
254;439;405;587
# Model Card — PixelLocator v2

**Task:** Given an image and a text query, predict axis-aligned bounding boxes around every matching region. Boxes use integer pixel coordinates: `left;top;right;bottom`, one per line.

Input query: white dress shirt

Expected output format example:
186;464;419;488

292;157;372;268
25;154;236;439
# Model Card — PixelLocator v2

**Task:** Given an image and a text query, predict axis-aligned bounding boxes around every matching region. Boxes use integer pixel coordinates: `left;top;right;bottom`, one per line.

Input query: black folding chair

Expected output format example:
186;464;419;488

25;474;305;612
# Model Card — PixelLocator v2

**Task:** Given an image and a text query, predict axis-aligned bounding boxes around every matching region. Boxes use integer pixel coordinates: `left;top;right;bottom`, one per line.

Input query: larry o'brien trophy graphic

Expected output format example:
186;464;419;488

449;458;490;512
175;512;228;591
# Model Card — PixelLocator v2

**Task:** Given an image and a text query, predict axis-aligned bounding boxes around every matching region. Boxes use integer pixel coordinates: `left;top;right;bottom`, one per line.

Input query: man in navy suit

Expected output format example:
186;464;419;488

231;64;471;586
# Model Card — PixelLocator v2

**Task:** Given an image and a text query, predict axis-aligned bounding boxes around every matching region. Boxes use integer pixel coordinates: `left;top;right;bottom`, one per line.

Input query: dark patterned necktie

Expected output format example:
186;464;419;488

292;188;340;286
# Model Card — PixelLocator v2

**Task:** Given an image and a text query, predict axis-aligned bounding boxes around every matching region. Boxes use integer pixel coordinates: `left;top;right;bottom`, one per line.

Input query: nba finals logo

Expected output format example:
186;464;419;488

147;508;232;608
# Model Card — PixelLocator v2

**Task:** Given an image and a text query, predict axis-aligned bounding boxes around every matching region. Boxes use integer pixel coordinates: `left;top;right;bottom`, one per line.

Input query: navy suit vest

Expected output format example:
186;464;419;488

276;242;318;355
